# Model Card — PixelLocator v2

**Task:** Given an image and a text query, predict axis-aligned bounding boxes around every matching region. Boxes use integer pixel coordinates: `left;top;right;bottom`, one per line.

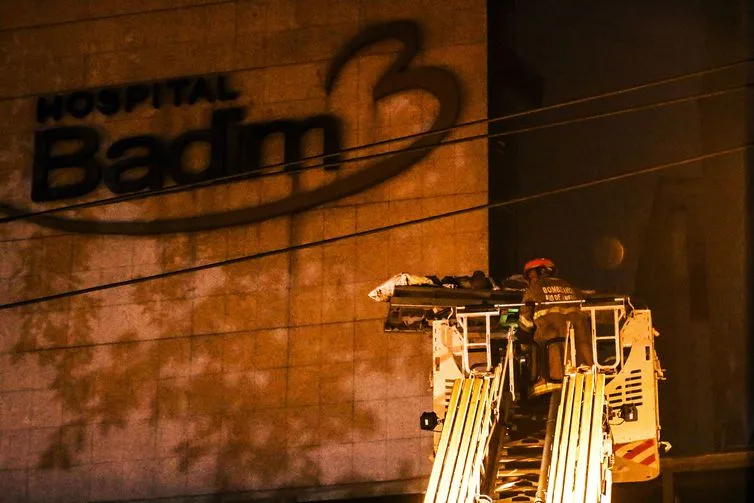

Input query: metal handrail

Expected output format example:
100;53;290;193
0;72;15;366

455;298;629;384
499;326;517;403
456;310;497;374
493;296;629;310
563;321;577;371
583;304;625;372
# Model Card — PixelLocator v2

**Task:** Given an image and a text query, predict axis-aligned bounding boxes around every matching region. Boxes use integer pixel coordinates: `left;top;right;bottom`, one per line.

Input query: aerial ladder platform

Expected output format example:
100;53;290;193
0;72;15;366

377;285;666;503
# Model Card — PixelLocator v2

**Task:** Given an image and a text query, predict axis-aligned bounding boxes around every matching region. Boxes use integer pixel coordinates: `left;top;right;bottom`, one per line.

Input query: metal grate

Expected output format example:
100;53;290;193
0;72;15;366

607;369;644;407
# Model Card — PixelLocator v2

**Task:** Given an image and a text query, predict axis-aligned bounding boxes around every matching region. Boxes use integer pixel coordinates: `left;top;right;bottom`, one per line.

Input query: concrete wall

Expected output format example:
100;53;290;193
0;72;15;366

0;1;487;501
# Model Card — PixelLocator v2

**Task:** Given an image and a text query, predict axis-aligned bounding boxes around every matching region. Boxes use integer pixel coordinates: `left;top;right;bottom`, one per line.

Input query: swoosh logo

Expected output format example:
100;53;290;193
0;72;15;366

0;20;461;235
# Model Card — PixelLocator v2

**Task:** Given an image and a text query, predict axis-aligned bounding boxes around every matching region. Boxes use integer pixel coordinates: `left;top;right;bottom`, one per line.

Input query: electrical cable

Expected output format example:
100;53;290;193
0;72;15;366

5;316;386;355
2;141;749;314
0;0;236;37
1;59;750;225
2;62;752;357
0;86;747;224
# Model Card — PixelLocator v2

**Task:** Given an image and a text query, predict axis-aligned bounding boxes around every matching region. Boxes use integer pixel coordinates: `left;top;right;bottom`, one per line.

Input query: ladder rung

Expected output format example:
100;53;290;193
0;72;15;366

497;468;540;478
504;438;545;449
495;480;537;492
495;497;537;503
497;456;542;464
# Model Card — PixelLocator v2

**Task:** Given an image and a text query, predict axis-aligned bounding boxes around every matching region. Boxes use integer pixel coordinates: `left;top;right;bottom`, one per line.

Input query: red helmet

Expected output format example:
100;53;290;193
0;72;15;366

523;258;557;276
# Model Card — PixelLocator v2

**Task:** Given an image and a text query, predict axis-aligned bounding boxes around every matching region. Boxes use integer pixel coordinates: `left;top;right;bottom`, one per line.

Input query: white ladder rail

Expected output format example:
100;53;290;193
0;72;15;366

545;371;609;503
456;310;498;375
583;303;626;372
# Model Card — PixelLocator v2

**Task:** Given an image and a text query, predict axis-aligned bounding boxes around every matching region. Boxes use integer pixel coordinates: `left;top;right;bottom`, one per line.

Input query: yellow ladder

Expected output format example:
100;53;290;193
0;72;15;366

424;367;502;503
545;372;610;503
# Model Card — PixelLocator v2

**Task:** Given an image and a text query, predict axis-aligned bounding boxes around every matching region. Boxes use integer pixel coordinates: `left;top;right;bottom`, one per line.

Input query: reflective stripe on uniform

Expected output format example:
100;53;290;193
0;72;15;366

519;316;534;328
533;306;581;320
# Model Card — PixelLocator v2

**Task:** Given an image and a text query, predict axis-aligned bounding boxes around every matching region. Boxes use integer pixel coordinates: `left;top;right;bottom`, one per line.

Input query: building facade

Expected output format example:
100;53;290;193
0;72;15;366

0;1;488;501
2;1;752;501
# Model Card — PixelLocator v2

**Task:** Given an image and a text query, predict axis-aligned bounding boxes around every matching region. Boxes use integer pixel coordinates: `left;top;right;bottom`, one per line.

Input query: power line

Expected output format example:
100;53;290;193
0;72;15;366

0;58;754;223
2;141;749;313
4;63;747;223
6;316;384;355
1;82;749;227
0;1;237;42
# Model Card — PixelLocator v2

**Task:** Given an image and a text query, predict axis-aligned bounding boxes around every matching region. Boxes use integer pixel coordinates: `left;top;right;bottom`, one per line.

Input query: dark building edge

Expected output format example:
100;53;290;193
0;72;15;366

487;0;519;280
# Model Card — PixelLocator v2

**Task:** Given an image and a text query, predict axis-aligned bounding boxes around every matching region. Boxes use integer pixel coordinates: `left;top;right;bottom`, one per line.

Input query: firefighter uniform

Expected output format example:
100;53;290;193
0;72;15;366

519;275;594;382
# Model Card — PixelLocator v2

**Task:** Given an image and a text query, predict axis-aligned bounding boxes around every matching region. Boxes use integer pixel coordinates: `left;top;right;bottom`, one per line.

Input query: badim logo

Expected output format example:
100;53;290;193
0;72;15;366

0;20;461;235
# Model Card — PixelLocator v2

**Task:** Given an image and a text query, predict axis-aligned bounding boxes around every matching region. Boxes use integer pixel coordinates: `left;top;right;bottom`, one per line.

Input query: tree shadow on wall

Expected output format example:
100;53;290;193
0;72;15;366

10;235;386;496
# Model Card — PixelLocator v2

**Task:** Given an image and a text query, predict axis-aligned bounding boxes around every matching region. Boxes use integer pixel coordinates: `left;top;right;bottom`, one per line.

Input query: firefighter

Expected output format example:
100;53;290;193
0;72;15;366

518;258;594;396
